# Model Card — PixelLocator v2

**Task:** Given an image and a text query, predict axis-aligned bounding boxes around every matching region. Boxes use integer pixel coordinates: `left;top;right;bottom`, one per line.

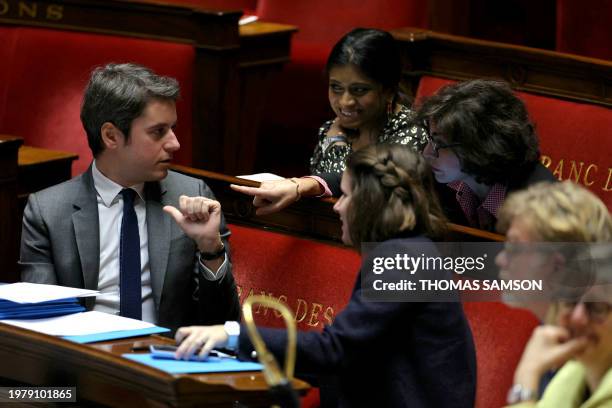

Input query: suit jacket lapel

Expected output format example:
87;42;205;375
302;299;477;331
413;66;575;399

146;181;170;310
72;167;100;293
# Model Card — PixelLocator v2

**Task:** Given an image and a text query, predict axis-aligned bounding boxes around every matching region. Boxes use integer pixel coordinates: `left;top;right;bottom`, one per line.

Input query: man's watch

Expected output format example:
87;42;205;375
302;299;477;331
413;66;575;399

201;242;225;261
507;384;536;404
224;321;240;351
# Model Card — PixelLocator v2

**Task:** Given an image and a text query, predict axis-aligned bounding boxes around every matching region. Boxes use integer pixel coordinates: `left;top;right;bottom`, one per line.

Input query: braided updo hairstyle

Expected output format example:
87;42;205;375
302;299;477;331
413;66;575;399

345;144;447;247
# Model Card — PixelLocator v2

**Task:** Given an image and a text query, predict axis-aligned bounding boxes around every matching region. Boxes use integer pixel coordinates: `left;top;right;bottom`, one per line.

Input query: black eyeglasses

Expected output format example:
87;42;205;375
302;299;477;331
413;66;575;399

423;121;461;157
557;300;611;323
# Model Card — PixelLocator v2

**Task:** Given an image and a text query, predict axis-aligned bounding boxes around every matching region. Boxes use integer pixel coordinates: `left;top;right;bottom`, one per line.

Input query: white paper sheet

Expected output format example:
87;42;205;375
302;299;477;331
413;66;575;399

0;282;99;304
0;311;156;336
236;173;285;182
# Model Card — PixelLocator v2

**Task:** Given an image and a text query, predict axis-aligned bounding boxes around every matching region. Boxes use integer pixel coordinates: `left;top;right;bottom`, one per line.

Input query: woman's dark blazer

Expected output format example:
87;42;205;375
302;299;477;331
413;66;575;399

237;236;477;408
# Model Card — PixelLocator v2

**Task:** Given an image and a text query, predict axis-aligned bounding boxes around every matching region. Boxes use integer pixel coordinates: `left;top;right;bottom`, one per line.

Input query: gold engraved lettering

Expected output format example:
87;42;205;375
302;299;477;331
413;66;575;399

540;155;552;169
274;295;288;318
552;160;564;180
243;287;257;306
603;168;612;192
307;303;323;327
568;161;585;183
46;4;63;20
18;1;37;18
584;164;598;187
254;292;273;315
294;298;307;323
0;1;8;15
323;306;334;326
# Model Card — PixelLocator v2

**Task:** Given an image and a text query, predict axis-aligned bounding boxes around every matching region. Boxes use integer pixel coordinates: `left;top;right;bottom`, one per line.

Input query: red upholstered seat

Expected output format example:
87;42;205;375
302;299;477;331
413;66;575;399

229;222;540;407
0;26;195;175
162;0;256;13
253;0;429;174
229;223;360;331
256;0;428;48
463;302;539;408
556;0;612;60
229;223;361;408
415;76;612;211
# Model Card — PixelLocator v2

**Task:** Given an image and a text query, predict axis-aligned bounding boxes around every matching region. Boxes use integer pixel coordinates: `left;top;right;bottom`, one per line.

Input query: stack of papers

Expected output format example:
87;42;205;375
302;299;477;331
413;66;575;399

0;283;169;343
1;311;169;343
0;282;99;303
0;298;85;319
0;282;98;319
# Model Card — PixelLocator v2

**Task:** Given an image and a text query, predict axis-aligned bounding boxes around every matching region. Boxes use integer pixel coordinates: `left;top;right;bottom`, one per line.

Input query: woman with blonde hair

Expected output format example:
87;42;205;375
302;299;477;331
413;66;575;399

495;181;612;407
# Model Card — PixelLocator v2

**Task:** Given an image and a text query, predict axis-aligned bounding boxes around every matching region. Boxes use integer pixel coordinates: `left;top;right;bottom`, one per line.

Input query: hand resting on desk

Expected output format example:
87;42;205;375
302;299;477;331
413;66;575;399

175;325;228;360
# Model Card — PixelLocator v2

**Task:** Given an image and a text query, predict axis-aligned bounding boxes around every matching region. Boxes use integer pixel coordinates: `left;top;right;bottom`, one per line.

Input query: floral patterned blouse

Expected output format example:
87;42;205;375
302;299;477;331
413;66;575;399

309;105;427;174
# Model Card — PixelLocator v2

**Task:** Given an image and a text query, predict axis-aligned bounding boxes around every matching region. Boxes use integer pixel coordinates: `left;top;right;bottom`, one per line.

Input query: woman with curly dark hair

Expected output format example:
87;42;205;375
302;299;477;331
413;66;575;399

416;79;556;231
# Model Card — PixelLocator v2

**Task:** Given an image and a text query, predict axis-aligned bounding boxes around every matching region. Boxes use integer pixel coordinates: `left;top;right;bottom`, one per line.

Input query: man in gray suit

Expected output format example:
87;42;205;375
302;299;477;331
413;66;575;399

19;63;240;331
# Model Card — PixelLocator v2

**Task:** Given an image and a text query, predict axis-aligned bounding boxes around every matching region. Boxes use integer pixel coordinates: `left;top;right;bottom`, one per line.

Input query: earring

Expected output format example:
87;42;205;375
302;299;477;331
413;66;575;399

385;100;394;125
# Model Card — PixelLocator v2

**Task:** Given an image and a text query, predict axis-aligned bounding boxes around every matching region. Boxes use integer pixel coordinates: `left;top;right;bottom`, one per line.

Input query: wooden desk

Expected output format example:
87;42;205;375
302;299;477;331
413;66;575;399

0;323;308;407
17;145;78;202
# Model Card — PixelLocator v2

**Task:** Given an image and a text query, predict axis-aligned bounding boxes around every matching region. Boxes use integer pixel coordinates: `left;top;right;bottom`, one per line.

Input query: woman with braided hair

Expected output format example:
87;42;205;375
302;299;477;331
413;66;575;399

173;145;477;408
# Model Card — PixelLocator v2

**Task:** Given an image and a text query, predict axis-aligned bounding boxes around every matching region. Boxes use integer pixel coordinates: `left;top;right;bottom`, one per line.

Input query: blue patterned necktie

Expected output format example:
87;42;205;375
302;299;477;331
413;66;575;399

119;188;141;319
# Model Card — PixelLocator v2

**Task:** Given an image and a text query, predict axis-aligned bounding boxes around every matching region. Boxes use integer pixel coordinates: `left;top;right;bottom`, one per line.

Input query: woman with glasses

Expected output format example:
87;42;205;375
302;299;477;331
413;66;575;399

507;281;612;407
417;79;556;231
494;181;612;406
231;28;426;215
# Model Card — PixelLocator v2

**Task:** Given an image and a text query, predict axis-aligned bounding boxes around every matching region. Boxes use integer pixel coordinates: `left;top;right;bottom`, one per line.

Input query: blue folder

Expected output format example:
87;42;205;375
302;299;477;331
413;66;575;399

0;298;85;319
123;353;263;374
64;326;171;344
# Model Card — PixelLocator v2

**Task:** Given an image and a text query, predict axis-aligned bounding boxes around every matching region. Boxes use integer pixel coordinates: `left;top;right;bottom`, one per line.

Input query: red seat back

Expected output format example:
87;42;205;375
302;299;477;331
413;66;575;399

257;0;428;49
253;0;429;174
229;223;361;331
0;26;195;175
463;302;539;408
416;76;612;211
165;0;256;12
556;0;612;60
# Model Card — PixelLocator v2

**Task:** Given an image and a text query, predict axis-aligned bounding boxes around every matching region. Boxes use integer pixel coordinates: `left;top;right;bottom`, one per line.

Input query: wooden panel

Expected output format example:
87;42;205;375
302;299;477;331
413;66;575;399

17;145;78;199
393;27;612;107
0;0;296;174
171;164;505;243
0;135;23;283
0;0;242;47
